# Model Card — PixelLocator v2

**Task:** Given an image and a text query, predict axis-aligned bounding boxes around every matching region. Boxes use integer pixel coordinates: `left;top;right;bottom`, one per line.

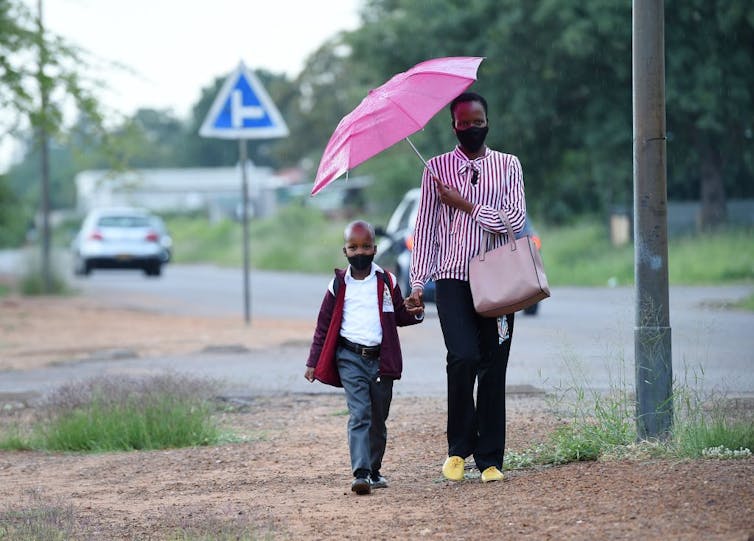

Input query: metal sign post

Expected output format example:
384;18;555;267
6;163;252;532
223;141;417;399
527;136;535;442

199;61;289;325
632;0;673;439
239;140;251;323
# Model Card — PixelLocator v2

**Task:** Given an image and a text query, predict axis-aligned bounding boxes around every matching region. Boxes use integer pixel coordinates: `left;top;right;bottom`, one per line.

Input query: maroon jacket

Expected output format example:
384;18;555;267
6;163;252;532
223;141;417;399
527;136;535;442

306;267;422;387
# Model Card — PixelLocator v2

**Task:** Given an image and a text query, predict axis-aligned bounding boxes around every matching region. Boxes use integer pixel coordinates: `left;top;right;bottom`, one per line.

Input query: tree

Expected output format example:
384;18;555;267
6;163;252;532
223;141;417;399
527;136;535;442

665;0;754;228
0;0;109;286
306;0;754;225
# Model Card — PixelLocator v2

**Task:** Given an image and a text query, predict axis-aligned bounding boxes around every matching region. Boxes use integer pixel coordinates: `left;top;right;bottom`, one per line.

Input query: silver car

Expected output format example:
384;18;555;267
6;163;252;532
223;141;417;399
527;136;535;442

72;208;166;276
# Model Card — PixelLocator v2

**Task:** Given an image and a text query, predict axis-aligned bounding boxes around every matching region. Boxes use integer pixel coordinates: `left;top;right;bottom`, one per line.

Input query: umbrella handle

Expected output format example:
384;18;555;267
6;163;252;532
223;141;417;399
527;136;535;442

405;136;456;228
404;137;441;182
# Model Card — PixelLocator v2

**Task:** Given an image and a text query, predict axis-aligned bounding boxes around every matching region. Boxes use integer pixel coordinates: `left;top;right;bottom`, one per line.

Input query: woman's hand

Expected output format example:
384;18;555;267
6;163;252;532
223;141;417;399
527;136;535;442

434;176;473;214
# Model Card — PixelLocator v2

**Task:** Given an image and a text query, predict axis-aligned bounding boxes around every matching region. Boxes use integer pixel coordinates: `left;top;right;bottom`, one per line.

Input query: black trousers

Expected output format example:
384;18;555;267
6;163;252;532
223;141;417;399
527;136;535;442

435;279;514;471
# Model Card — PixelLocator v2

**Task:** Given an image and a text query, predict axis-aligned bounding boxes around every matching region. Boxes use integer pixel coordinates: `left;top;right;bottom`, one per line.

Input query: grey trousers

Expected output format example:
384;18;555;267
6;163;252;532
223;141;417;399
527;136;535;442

336;346;394;476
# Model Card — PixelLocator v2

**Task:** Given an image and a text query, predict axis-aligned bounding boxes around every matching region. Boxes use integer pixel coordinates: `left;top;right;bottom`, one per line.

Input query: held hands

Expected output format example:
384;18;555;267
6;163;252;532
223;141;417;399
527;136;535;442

433;176;473;214
304;366;315;382
405;288;425;315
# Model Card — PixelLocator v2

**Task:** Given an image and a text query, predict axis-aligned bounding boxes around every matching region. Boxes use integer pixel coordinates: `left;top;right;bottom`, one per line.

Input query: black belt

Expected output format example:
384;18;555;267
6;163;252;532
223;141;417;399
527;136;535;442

339;337;380;359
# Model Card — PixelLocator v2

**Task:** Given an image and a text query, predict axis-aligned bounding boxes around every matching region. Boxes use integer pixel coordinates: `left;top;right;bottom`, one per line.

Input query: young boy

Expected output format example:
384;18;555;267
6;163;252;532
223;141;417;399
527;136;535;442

305;220;424;495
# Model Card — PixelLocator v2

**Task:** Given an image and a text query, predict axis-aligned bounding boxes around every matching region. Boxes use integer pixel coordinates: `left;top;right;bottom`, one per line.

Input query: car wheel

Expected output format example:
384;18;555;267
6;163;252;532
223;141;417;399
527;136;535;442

74;256;92;276
143;263;162;277
523;302;539;316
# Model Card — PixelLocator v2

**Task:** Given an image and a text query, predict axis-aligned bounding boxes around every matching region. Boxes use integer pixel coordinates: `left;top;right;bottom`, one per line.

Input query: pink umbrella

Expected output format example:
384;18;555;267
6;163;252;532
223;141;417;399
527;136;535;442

311;56;484;195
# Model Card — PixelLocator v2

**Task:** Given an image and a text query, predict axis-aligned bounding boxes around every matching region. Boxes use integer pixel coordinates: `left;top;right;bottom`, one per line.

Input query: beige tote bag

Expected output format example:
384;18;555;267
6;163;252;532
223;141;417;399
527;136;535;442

468;210;550;317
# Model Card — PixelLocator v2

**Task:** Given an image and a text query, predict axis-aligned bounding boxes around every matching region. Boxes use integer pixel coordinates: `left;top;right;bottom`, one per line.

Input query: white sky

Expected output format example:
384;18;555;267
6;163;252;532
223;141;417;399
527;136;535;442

2;0;361;170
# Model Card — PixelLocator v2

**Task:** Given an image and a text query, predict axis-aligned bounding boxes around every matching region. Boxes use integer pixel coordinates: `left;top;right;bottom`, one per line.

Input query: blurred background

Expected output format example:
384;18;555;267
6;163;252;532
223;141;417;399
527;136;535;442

1;0;752;294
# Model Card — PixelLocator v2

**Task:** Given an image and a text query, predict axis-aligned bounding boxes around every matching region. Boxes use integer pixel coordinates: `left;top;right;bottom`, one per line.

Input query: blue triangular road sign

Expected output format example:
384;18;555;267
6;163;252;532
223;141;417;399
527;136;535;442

200;61;289;140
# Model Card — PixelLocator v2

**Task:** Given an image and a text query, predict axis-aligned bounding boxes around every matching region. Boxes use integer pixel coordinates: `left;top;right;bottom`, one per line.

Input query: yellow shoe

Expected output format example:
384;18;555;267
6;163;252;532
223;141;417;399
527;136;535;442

442;456;465;481
481;466;504;483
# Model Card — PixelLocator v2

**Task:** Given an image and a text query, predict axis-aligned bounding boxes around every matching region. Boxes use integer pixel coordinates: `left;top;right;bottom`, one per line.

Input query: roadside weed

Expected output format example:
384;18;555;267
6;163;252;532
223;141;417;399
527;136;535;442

0;490;79;541
0;374;225;452
505;354;753;471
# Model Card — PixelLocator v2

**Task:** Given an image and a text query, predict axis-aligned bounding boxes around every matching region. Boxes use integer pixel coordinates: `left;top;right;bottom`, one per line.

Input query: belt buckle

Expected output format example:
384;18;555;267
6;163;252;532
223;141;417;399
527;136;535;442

361;348;369;358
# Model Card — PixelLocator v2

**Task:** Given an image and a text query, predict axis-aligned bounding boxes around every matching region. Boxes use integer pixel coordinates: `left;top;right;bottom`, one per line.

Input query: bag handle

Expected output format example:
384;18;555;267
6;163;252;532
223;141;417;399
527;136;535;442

479;209;517;261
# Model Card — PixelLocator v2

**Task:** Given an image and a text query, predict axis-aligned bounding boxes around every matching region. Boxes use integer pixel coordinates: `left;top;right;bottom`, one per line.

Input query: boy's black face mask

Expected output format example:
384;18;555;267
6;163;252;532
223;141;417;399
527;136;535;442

347;253;374;271
454;126;489;153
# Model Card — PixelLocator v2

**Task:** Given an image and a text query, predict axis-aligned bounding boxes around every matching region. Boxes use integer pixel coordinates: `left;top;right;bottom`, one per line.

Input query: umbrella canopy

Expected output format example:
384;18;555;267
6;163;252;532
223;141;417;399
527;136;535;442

311;56;484;195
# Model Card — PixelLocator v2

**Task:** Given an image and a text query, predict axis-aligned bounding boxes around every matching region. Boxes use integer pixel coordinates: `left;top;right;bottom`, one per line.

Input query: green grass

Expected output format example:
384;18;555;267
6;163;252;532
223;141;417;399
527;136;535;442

17;251;71;296
167;205;349;273
249;205;349;273
164;212;753;286
667;228;754;284
0;374;223;452
540;222;634;286
733;292;754;311
540;222;754;286
503;358;754;471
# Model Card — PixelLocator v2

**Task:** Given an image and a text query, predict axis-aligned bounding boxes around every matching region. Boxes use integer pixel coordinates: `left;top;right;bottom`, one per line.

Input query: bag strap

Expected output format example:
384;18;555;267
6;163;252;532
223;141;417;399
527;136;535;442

479;210;518;261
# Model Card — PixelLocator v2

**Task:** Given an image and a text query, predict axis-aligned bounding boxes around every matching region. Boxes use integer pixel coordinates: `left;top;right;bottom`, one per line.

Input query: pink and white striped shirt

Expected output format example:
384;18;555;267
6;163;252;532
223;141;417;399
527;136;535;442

410;145;527;290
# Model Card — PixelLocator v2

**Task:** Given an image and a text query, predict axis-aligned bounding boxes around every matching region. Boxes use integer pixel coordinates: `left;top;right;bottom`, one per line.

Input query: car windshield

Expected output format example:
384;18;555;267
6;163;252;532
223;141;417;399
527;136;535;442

97;216;151;228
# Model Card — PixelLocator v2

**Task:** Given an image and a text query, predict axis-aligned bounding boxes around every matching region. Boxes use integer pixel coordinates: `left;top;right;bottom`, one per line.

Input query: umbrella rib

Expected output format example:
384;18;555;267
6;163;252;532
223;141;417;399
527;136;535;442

382;95;425;130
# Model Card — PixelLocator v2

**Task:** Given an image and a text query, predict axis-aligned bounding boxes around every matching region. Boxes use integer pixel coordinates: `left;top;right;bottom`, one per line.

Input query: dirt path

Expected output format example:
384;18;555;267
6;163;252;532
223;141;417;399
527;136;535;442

1;296;753;539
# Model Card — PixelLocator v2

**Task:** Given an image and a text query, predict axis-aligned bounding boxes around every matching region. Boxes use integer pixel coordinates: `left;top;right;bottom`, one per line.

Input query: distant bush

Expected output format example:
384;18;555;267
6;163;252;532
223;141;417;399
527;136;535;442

19;250;70;296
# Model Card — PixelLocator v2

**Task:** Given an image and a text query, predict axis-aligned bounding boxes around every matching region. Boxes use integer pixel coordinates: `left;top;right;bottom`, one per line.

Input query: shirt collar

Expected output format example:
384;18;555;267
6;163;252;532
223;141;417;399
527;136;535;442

453;146;490;175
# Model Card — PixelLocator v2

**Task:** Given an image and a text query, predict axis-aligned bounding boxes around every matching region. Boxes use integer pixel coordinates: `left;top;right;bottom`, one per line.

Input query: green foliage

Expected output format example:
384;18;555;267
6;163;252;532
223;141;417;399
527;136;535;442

674;418;754;459
541;222;754;286
0;175;28;247
5;141;80;209
5;0;752;233
344;0;753;224
250;205;348;273
164;213;753;286
13;374;223;452
168;216;243;267
542;221;634;286
166;207;348;273
360;146;426;217
18;251;70;295
504;355;753;470
1;0;108;139
39;394;216;451
671;382;754;458
668;228;754;283
0;428;30;450
733;292;754;311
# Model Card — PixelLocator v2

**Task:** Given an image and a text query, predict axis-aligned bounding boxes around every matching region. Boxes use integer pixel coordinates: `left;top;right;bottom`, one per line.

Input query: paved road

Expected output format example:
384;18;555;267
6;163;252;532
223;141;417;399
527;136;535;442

1;254;753;399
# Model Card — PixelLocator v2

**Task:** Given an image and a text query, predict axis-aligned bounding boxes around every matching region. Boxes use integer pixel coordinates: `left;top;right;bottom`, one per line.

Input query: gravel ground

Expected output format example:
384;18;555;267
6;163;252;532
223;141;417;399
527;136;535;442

0;295;752;540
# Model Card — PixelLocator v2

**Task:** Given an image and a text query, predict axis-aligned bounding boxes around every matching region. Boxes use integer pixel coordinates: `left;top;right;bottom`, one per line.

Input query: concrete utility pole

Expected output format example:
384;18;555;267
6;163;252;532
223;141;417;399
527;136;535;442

632;0;673;439
37;0;52;293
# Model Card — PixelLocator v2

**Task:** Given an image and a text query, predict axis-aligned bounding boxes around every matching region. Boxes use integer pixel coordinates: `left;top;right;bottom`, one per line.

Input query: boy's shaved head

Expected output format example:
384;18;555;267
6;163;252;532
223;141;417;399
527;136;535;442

344;220;375;243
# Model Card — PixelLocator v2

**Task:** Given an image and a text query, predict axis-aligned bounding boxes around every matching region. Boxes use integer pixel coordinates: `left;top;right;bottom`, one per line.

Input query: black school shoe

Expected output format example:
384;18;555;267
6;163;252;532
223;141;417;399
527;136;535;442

351;476;371;495
369;472;388;489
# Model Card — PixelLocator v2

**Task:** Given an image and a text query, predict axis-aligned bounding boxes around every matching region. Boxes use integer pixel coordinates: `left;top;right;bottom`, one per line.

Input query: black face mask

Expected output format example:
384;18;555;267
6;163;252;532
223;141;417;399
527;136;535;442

347;253;374;271
455;126;489;153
